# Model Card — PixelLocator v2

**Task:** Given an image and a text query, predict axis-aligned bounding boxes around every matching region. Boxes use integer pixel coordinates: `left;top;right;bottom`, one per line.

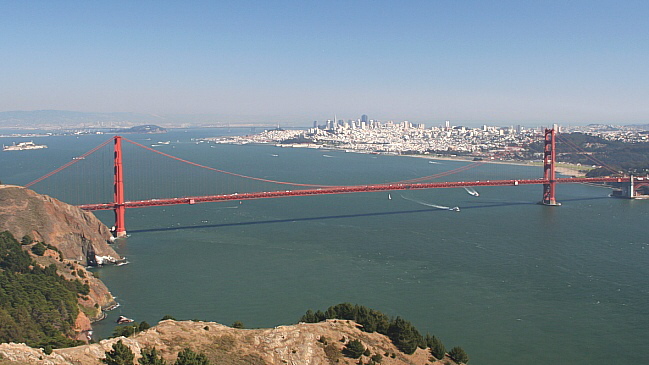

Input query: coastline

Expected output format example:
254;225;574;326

405;153;587;177
208;139;590;178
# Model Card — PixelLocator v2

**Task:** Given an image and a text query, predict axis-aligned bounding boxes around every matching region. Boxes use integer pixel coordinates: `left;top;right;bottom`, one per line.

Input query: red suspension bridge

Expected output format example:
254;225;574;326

24;128;646;238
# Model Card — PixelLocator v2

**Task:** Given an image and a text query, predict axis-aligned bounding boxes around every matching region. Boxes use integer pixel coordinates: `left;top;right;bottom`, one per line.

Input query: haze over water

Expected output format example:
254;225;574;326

1;129;648;365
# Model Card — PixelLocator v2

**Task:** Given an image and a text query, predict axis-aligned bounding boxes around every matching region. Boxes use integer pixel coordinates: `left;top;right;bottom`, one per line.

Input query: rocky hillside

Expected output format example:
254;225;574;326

0;185;120;266
0;185;121;331
0;320;462;365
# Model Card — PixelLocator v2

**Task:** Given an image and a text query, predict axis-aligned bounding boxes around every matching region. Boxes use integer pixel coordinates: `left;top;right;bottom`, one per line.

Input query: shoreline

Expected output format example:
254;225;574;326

209;140;591;178
404;153;587;177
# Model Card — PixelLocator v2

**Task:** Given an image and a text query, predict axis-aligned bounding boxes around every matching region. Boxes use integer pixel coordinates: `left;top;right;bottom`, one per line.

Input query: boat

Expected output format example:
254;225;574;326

450;207;460;212
388;194;392;200
157;141;170;145
116;315;134;324
2;141;48;151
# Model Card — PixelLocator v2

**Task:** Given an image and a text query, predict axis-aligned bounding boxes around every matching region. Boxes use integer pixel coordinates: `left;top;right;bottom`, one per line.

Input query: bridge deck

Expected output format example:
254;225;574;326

78;176;629;211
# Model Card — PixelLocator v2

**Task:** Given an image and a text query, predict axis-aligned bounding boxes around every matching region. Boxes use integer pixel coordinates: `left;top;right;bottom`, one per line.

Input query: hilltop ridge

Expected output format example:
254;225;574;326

0;320;463;365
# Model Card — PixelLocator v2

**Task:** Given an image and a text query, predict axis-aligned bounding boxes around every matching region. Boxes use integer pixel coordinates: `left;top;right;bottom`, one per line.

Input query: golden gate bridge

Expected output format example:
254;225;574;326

24;128;646;238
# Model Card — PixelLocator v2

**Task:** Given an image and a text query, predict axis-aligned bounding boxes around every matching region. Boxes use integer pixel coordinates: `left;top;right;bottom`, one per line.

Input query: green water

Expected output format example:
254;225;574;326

2;129;647;365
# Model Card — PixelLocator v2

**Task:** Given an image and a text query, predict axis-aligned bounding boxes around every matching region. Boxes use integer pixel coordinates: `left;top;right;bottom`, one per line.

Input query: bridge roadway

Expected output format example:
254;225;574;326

78;176;629;211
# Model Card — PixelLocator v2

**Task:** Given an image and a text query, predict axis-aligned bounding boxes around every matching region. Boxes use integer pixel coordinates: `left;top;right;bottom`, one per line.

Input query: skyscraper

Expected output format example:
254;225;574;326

361;114;368;124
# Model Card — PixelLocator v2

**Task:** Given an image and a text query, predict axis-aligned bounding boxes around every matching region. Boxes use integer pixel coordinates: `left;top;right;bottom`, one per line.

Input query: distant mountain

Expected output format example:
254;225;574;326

0;110;169;128
111;125;167;134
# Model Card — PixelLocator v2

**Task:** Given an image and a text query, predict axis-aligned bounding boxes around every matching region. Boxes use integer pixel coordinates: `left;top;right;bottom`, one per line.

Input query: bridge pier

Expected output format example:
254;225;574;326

541;127;561;206
113;136;127;238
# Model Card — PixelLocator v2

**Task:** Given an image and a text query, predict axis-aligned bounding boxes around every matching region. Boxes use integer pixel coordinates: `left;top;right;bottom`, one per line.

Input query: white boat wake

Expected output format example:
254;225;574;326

464;187;480;196
400;195;460;211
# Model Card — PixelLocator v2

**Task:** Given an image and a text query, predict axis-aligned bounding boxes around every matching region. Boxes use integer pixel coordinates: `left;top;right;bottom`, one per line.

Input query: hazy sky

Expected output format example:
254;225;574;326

2;1;648;125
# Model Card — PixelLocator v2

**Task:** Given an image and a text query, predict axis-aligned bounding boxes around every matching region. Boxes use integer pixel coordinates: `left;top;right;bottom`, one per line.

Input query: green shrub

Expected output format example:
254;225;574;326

31;242;47;256
299;303;421;354
343;340;365;359
139;321;151;332
21;235;33;245
113;325;137;338
112;321;151;338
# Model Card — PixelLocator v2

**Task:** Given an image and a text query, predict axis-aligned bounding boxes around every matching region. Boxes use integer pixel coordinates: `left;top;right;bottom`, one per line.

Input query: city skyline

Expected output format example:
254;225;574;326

2;1;648;126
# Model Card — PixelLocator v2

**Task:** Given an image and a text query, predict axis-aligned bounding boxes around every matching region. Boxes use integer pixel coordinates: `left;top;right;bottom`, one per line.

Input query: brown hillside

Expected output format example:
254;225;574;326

0;185;120;266
0;320;461;365
0;185;121;332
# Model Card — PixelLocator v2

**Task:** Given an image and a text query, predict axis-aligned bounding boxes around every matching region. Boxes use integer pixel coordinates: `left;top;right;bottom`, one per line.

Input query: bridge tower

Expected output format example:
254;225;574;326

113;136;127;237
541;127;561;206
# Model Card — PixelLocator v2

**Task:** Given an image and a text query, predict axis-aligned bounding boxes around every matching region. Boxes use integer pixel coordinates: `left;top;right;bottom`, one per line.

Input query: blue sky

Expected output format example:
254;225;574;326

1;1;648;125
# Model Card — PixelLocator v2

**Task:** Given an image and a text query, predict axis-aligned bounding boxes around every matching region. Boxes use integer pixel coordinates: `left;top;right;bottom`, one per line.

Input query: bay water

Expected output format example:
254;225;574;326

1;128;647;364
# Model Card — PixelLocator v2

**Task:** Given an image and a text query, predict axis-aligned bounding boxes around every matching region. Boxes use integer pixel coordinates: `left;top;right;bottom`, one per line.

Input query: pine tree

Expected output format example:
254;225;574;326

102;340;135;365
448;346;469;364
387;317;422;355
429;335;446;360
300;309;317;323
139;347;166;365
173;348;210;365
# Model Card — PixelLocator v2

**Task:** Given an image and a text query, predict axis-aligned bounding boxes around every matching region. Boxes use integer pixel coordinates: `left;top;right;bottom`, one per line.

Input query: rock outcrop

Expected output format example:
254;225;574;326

0;320;460;365
0;185;121;266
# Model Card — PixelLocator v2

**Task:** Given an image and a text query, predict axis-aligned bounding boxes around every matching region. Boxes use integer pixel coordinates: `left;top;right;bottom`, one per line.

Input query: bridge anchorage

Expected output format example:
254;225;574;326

27;127;642;238
610;175;649;199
